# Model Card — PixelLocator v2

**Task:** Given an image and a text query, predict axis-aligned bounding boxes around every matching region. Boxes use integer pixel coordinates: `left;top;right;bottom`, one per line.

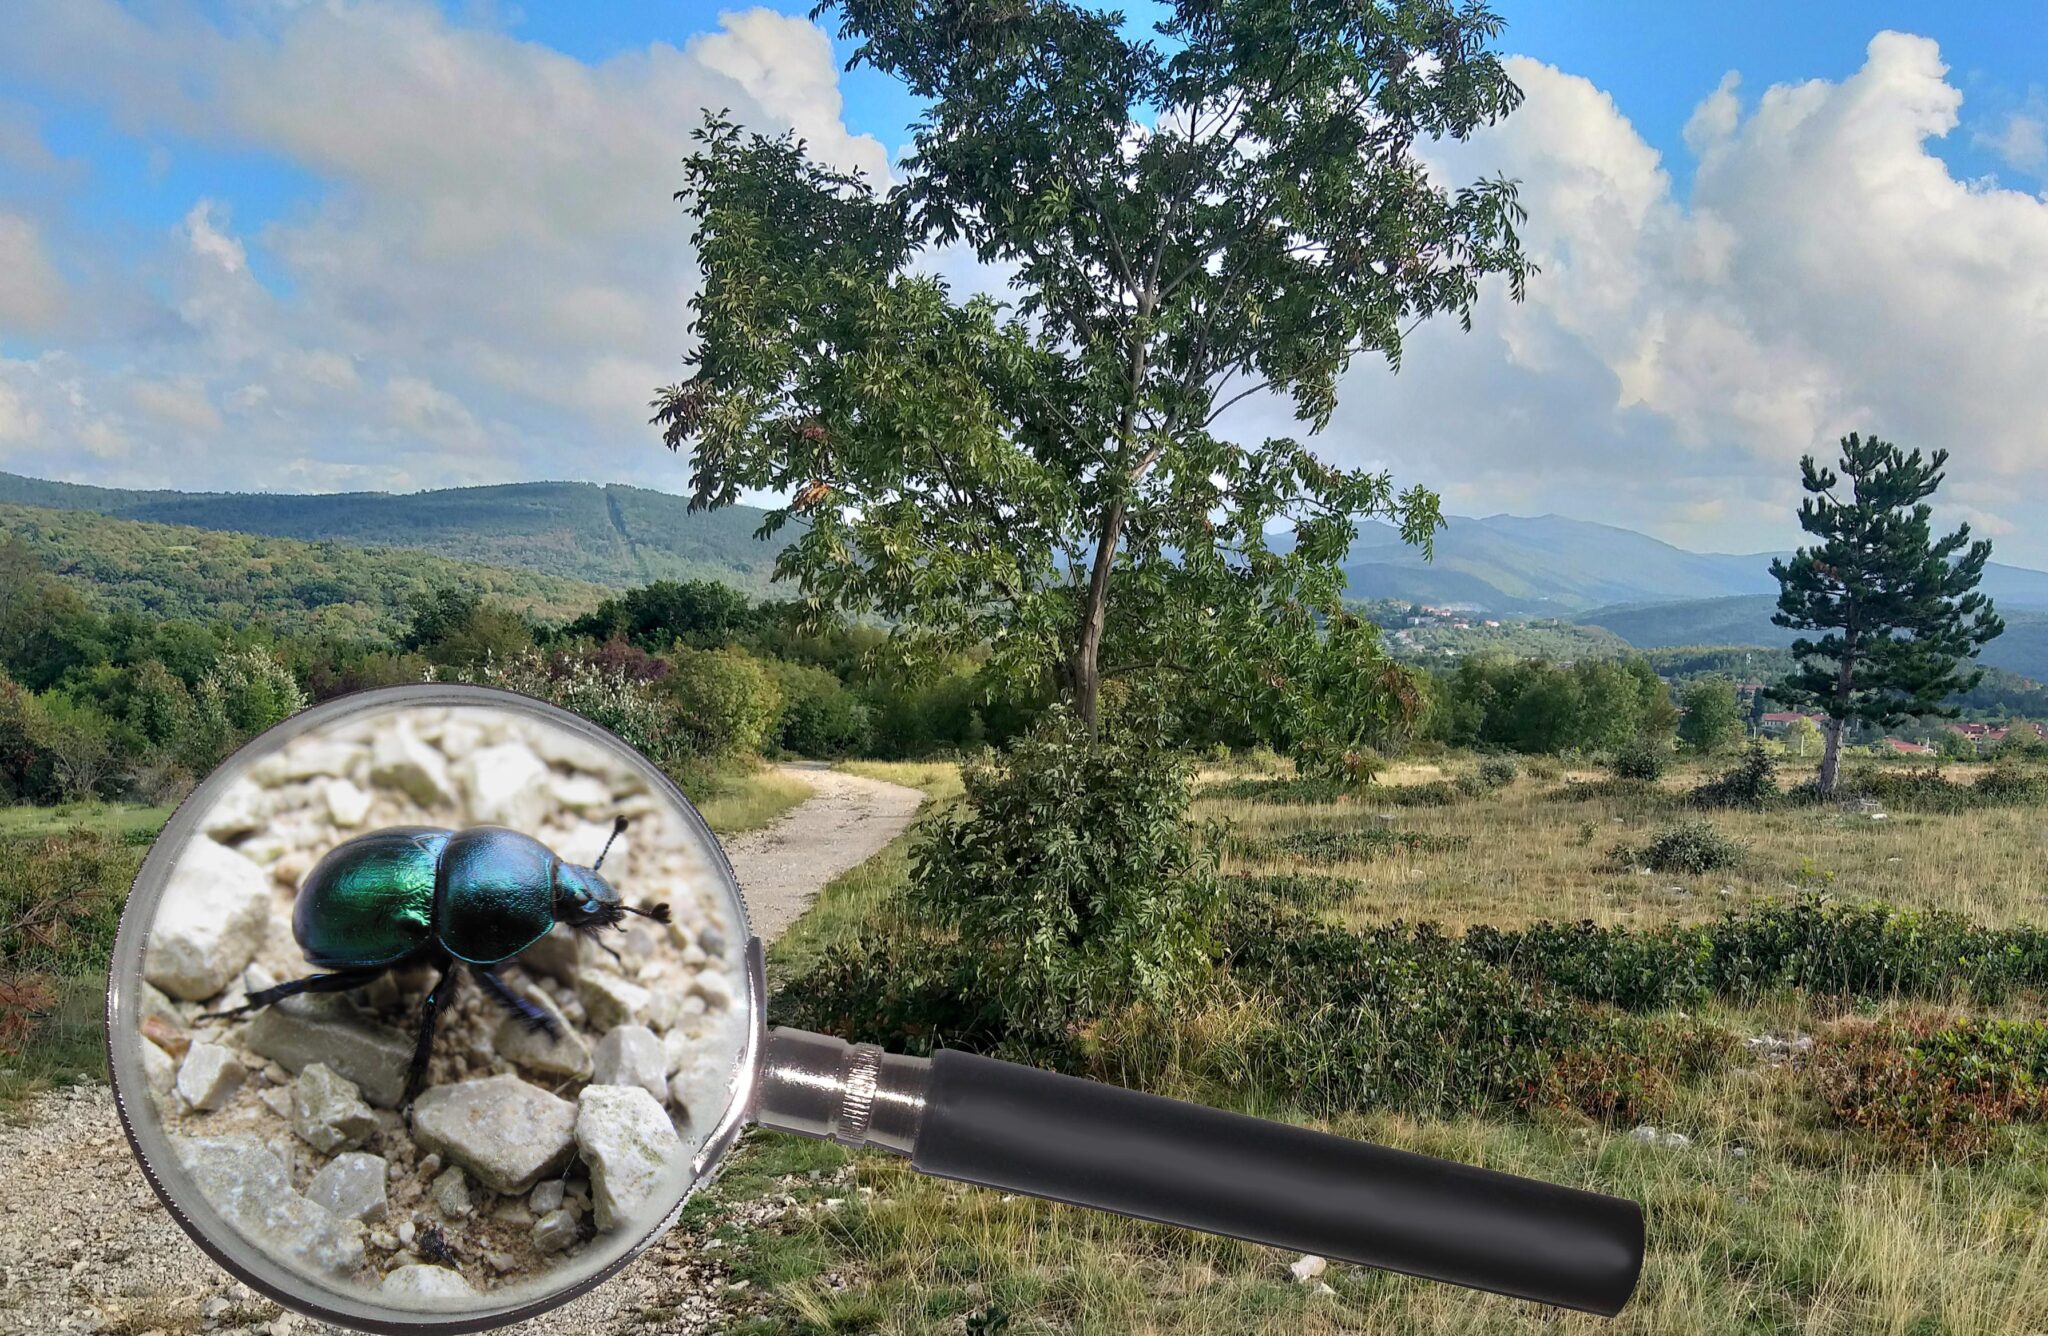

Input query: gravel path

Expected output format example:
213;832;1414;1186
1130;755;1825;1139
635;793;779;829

0;765;926;1336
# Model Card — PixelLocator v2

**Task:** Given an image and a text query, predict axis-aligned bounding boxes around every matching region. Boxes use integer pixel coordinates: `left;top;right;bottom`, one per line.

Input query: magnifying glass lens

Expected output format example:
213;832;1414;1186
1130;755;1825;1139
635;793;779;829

107;689;755;1329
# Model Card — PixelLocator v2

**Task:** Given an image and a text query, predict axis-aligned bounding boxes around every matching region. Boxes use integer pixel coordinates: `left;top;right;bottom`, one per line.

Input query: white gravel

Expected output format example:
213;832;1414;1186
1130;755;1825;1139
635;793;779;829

0;763;924;1336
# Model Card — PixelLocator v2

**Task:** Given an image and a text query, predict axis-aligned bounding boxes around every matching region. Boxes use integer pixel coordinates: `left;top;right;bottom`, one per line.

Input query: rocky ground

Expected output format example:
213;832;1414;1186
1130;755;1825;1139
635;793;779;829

0;763;924;1336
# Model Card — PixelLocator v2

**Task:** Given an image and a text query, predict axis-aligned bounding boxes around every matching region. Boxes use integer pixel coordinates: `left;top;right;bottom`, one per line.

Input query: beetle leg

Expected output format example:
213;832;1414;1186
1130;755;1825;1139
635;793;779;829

401;957;457;1114
472;966;560;1040
200;968;381;1020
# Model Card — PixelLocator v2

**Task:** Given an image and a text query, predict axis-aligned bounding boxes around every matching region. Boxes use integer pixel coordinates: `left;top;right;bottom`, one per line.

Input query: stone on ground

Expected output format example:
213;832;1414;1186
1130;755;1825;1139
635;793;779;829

575;1085;682;1231
591;1026;667;1106
174;1136;365;1278
409;1074;577;1195
305;1151;388;1223
290;1062;378;1152
242;994;413;1109
578;970;650;1031
491;983;590;1079
144;837;271;1001
381;1264;475;1302
175;1041;245;1112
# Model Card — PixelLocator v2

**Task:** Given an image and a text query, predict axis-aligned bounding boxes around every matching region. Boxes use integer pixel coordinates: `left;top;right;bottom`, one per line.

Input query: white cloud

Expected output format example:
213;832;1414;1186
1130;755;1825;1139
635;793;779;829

0;0;888;490
1320;32;2048;561
0;213;66;332
129;378;223;433
1978;111;2046;172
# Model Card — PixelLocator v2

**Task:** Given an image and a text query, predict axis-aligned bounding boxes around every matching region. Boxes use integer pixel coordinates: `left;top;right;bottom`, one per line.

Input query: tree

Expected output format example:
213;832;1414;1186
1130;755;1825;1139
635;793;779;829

566;579;758;652
1782;715;1822;758
658;0;1533;730
1770;434;2003;795
1677;677;1743;754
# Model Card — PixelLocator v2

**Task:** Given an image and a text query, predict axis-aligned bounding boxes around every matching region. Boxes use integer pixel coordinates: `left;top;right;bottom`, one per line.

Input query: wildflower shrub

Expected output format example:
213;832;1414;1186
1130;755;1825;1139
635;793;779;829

1813;1014;2048;1159
1841;763;2048;813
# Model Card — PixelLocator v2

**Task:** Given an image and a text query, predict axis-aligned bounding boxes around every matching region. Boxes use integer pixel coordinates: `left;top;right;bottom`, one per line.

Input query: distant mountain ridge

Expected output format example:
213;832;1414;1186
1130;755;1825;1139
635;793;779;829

0;472;789;594
1340;512;2048;617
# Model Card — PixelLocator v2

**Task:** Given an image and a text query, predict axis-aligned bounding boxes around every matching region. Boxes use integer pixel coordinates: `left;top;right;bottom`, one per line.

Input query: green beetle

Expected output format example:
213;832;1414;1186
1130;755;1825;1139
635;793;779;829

208;816;668;1107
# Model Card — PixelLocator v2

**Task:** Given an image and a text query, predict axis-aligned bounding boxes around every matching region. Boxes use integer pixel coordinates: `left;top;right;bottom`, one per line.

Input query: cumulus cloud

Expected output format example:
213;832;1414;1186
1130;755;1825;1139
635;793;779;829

1317;32;2048;559
0;0;886;490
0;212;66;332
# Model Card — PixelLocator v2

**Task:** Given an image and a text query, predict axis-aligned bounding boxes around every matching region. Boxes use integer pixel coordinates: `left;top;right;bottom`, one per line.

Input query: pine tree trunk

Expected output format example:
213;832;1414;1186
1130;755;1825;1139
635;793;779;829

1818;716;1844;796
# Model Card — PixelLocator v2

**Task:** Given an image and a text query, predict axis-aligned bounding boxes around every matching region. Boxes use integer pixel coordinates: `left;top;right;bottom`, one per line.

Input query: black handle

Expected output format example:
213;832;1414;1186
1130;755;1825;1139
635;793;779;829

911;1049;1643;1316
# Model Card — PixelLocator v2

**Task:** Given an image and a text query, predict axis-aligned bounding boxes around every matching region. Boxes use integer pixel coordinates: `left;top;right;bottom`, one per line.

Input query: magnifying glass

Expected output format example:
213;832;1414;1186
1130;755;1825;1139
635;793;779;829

107;684;1643;1332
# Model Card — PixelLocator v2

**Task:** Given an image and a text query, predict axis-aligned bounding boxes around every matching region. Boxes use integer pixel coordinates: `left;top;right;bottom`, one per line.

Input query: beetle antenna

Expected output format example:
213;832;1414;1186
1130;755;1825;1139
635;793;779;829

593;815;629;870
624;902;672;924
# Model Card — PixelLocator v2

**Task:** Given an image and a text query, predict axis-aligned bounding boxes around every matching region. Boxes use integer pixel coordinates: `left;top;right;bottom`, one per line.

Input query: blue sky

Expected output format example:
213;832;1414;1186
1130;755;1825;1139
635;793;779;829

1;2;2046;560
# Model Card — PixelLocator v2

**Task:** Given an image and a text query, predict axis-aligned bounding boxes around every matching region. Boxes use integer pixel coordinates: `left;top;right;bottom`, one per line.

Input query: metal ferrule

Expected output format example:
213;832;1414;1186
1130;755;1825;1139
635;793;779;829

754;1027;930;1156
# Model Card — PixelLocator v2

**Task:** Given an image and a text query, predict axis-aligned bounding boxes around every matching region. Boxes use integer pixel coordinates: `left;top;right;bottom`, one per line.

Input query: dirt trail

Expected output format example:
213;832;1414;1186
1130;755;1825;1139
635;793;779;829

0;765;926;1336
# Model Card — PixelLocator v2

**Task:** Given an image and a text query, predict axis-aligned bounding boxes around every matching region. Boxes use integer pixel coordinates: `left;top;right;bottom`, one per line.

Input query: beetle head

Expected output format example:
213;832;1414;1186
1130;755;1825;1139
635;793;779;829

552;862;623;928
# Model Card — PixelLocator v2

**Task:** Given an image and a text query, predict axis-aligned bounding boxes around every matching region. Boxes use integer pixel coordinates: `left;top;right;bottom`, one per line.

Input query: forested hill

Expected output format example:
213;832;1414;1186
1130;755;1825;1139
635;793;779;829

0;474;788;593
0;502;607;636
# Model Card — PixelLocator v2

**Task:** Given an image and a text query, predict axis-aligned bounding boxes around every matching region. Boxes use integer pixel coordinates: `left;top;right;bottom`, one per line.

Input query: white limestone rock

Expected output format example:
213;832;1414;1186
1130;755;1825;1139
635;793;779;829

453;741;549;828
409;1074;578;1195
577;971;650;1032
174;1136;365;1278
305;1151;389;1223
491;983;591;1079
381;1265;475;1303
144;837;271;1001
324;778;372;828
290;1063;378;1153
176;1041;245;1112
575;1085;682;1231
369;720;452;806
591;1026;667;1106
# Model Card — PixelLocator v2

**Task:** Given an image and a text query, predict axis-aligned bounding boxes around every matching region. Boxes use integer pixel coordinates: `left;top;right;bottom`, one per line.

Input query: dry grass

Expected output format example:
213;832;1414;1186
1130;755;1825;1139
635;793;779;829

694;765;818;836
1200;758;2048;933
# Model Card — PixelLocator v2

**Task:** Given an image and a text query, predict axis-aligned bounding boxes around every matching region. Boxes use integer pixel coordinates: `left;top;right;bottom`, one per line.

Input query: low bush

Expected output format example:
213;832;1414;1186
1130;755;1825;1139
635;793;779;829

1220;911;1726;1120
765;659;872;758
1614;819;1744;874
1836;764;2048;813
1813;1014;2048;1159
1610;737;1668;782
1690;739;1781;809
1472;895;2048;1011
1227;826;1468;862
1475;755;1519;789
1205;775;1352;805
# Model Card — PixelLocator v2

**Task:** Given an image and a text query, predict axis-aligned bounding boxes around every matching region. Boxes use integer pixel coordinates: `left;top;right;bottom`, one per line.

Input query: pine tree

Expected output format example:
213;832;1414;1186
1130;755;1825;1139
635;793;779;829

1769;434;2003;795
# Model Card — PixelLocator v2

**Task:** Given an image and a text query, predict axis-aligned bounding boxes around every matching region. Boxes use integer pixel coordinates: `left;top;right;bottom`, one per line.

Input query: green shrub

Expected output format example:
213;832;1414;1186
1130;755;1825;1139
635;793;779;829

907;705;1222;1027
462;650;698;780
1972;764;2048;805
1475;755;1518;789
1814;1014;2048;1159
1466;919;1712;1012
1609;736;1667;781
664;647;784;756
766;659;872;757
1614;819;1744;874
1220;912;1726;1120
1690;739;1781;809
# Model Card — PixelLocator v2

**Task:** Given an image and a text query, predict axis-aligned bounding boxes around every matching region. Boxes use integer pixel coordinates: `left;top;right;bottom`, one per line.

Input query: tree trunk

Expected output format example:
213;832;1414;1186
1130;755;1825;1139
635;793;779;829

1817;648;1857;797
1818;716;1844;796
1071;500;1126;731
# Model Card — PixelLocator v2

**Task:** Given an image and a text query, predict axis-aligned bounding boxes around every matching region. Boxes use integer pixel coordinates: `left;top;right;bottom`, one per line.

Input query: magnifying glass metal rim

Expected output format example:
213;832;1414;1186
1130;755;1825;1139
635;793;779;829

106;682;770;1335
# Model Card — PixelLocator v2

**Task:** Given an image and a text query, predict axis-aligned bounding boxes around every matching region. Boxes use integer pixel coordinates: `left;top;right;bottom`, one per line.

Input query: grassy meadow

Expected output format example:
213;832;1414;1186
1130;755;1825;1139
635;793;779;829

697;752;2048;1335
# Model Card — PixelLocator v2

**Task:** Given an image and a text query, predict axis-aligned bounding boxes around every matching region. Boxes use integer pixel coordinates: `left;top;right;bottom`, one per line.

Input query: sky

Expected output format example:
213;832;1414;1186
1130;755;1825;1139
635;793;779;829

1;2;2045;561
